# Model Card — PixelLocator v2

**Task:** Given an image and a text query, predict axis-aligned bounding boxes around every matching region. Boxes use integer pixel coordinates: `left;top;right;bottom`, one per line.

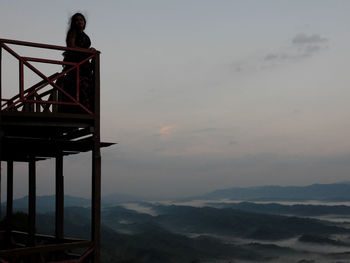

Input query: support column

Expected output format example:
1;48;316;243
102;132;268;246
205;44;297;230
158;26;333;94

91;140;101;262
55;154;64;240
91;53;101;263
0;161;1;220
0;46;2;220
0;45;2;100
28;159;36;247
6;160;13;248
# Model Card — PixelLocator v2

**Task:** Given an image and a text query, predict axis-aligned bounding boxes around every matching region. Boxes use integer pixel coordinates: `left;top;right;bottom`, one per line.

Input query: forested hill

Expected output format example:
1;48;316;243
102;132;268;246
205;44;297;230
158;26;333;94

193;183;350;201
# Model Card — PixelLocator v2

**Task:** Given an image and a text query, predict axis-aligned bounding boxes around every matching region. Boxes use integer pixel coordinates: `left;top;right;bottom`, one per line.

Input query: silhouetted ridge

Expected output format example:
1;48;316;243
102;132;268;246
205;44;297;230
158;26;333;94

195;183;350;201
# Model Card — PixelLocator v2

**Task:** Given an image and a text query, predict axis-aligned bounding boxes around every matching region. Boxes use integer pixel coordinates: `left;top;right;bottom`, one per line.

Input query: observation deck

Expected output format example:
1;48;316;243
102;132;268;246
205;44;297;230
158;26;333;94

0;38;113;262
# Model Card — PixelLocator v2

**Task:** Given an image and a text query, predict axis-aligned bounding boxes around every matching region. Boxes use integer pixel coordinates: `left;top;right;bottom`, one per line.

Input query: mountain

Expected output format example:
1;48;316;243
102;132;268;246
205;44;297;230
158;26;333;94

99;204;350;261
218;202;350;216
101;204;349;241
5;202;350;262
31;208;279;263
2;193;144;214
102;193;146;205
152;205;349;240
35;204;350;263
194;183;350;201
2;195;91;213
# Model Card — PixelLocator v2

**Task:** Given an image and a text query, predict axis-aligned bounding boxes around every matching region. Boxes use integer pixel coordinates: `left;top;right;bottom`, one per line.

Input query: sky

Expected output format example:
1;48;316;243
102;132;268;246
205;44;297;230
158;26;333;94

1;0;350;199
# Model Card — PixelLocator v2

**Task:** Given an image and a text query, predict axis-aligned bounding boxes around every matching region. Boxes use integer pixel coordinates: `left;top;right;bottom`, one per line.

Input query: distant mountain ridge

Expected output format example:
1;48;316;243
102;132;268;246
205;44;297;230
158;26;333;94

102;193;146;205
2;193;144;213
5;182;350;214
1;195;91;213
195;183;350;201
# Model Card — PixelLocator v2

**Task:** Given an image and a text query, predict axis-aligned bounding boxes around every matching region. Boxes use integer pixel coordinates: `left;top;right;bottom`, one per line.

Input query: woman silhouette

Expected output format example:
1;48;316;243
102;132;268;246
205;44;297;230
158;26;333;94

62;13;94;113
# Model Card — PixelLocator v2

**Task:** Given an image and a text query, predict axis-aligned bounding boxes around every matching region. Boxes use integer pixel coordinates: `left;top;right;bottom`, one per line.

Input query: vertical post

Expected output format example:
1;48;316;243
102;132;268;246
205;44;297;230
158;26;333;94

0;45;2;220
0;162;1;221
0;43;2;101
6;160;13;247
91;53;101;262
76;66;80;101
55;154;64;240
19;60;24;99
28;159;36;247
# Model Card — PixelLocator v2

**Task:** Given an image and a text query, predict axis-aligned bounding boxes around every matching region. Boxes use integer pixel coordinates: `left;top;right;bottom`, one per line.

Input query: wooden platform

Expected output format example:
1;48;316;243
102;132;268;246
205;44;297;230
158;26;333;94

0;111;112;162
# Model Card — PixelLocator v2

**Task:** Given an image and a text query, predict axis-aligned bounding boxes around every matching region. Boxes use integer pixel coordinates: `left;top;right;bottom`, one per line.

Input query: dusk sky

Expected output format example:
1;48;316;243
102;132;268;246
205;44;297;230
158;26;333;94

1;0;350;199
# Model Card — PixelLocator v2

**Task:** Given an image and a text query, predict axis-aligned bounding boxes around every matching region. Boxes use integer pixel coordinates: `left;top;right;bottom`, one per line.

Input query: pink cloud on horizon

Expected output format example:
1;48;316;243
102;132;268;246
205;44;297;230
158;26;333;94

158;125;174;136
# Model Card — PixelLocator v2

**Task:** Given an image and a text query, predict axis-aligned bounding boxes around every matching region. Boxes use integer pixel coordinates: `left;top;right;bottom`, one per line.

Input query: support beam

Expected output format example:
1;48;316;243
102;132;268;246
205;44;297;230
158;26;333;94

28;159;36;247
6;160;13;247
55;154;64;240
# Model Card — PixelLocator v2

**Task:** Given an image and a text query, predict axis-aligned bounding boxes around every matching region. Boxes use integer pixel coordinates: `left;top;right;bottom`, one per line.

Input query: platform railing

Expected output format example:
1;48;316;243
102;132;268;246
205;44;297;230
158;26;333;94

0;38;99;115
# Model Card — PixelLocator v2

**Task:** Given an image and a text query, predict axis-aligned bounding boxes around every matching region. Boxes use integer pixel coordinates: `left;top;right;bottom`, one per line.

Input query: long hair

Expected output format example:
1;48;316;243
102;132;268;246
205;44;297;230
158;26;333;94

66;13;87;45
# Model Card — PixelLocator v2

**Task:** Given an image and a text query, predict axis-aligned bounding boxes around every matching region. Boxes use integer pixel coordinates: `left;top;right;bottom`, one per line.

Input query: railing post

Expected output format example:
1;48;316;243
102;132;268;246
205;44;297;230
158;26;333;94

76;66;80;101
19;60;24;99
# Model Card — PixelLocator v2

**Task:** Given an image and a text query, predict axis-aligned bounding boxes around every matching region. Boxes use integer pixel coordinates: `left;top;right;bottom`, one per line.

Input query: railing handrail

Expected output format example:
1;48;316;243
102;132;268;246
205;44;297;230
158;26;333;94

0;38;100;115
0;38;100;54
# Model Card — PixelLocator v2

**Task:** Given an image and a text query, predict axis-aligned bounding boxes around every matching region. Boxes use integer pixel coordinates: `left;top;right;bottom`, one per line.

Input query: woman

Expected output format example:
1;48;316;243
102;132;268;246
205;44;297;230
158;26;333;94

62;13;94;113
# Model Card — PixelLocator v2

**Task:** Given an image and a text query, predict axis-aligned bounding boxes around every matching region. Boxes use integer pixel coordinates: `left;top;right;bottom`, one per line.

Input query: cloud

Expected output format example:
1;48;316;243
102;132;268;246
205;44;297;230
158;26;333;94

231;33;329;73
291;33;328;57
158;125;174;136
264;53;280;61
229;140;238;145
292;33;328;45
195;127;217;133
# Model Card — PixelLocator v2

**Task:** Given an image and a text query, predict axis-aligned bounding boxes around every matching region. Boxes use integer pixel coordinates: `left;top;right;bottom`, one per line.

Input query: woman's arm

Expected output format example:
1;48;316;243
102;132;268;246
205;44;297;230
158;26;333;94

66;30;77;47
